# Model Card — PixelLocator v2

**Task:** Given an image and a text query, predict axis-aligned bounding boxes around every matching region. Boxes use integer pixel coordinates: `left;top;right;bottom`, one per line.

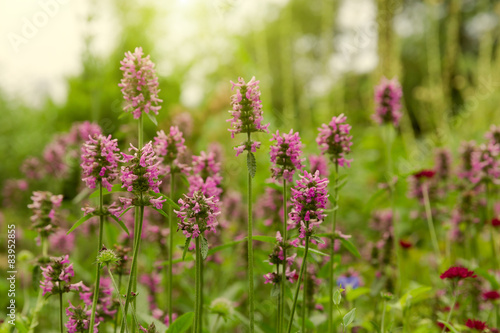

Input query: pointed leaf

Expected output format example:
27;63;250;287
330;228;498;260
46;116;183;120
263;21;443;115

119;206;135;218
333;289;342;305
182;237;192;261
118;112;128;119
200;237;209;260
167;312;194;333
152;207;169;219
147;112;158;126
310;235;325;244
247;152;256;178
296;246;329;257
340;238;361;258
343;308;356;327
67;214;94;235
250;235;276;244
108;215;130;235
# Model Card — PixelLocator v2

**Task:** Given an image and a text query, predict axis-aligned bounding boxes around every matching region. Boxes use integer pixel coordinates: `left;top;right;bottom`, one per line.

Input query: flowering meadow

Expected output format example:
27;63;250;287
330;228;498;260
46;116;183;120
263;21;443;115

2;1;500;333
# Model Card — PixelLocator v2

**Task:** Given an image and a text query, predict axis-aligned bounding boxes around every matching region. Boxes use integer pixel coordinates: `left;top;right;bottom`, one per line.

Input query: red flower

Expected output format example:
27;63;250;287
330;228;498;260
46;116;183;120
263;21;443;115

465;319;487;331
440;266;476;280
413;169;436;179
492;218;500;227
399;239;412;249
483;290;500;301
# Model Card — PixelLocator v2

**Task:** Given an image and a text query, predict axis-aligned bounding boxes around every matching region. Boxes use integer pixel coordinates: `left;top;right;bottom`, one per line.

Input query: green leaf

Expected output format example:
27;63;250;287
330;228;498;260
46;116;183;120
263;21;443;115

437;320;459;333
147;112;158;126
72;188;92;204
149;191;180;210
152;207;169;219
182;237;192;261
207;239;245;254
264;182;282;191
346;287;370;302
89;183;124;198
119;206;135;218
296;246;329;257
67;214;94;235
200;237;209;260
247;152;256;178
271;284;280;297
333;288;342;305
342;308;356;327
339;238;361;258
108;215;130;235
399;286;432;308
167;312;194;333
251;235;276;244
118;112;128;119
310;235;325;244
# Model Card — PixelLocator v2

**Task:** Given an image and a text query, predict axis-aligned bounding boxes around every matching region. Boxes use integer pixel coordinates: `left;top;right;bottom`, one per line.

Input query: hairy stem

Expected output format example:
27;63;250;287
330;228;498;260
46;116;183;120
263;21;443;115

59;291;64;333
168;171;175;323
108;267;128;333
328;161;339;332
381;299;387;333
90;183;104;333
120;204;144;333
286;235;309;333
442;288;457;333
281;179;287;333
247;140;255;333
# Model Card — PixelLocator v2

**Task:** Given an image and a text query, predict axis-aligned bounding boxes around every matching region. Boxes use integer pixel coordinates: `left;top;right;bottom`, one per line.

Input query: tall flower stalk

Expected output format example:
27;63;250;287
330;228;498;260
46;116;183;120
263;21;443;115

175;191;221;332
269;129;304;332
119;47;162;332
154;126;188;323
119;142;164;332
228;76;269;332
316;114;352;331
286;171;329;333
374;77;403;293
80;134;120;333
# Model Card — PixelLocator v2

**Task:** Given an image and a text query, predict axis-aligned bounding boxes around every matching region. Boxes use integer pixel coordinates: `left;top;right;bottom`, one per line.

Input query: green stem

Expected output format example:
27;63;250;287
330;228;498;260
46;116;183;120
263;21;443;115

212;315;221;333
42;236;48;257
168;171;175;323
286;235;309;333
120;204;144;333
486;182;500;270
59;291;64;333
90;183;104;333
301;267;307;333
328;162;339;332
442;288;457;333
381;299;387;333
194;237;202;333
114;274;123;333
200;249;204;332
108;267;129;333
422;184;441;263
277;263;281;333
247;146;255;333
281;179;287;333
29;237;48;333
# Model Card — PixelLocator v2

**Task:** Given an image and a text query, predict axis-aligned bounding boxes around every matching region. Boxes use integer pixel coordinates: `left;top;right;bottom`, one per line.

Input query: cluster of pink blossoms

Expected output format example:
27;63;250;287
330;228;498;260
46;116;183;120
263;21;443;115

269;129;305;182
188;151;223;199
40;255;89;296
289;171;329;238
154;126;188;174
316;114;353;167
119;47;162;119
175;191;221;238
227;76;270;156
120;142;165;209
80;277;117;321
373;77;403;127
66;302;100;333
263;231;299;285
471;142;500;183
81;134;121;191
28;191;63;237
407;169;436;203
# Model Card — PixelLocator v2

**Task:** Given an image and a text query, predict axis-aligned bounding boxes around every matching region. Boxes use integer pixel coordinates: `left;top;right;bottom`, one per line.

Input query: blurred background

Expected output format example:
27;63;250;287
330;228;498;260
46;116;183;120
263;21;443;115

1;0;500;331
